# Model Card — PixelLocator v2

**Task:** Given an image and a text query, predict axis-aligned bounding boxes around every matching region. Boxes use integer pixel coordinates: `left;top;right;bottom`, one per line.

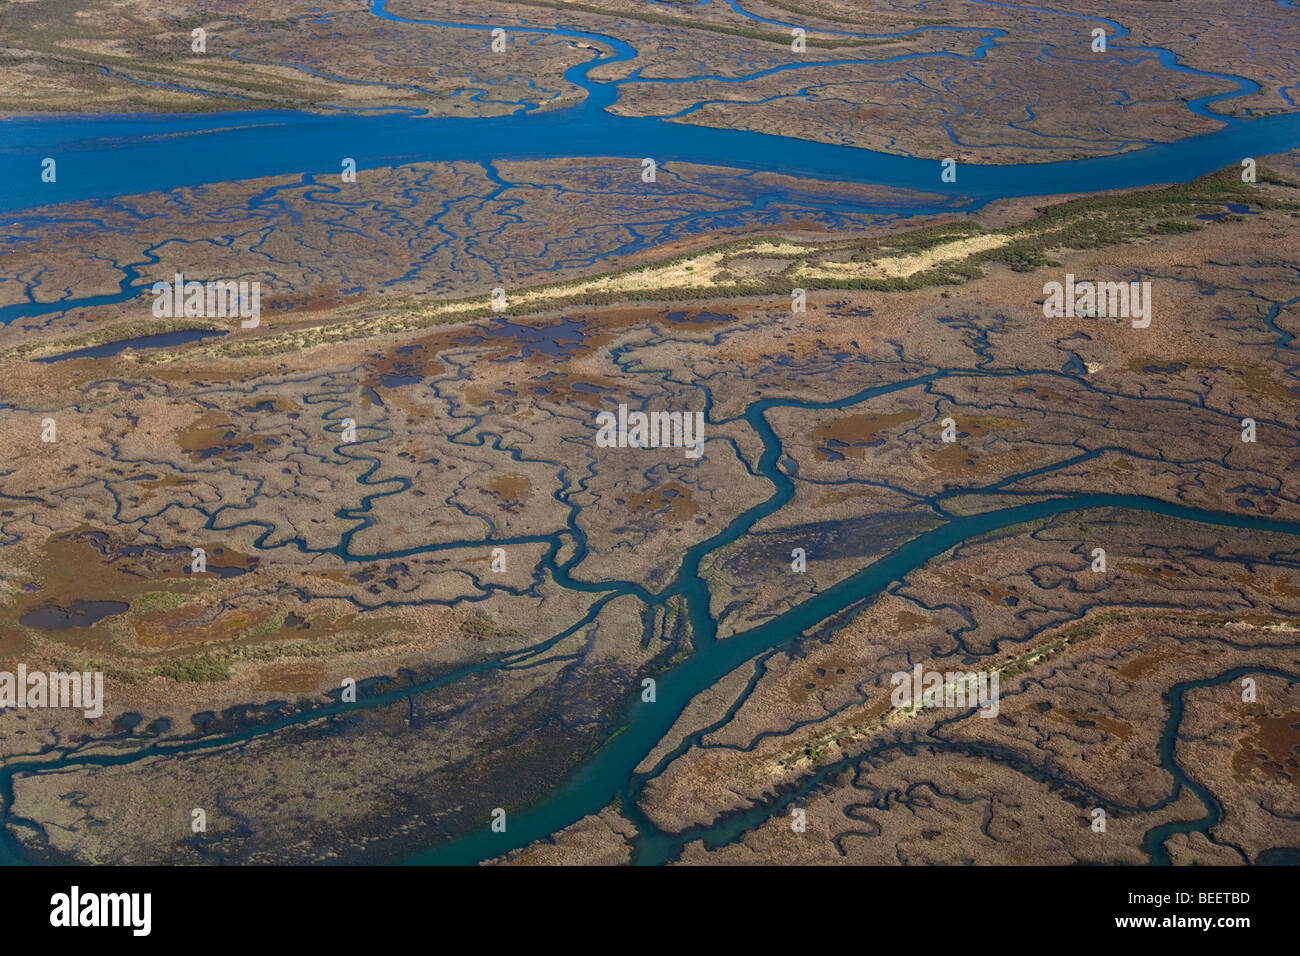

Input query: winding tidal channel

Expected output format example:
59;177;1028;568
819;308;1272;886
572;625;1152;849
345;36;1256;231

1;0;1299;865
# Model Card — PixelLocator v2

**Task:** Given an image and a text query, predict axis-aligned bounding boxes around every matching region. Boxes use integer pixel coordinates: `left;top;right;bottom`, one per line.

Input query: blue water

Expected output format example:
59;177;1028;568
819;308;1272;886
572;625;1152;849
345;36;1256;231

4;350;1299;866
32;328;225;362
2;0;1297;332
2;0;1299;866
2;0;1298;215
7;96;1299;217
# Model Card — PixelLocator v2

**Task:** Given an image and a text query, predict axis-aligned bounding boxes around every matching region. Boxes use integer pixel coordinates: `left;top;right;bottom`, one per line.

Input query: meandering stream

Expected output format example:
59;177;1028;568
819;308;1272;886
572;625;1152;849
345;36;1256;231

1;0;1298;865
